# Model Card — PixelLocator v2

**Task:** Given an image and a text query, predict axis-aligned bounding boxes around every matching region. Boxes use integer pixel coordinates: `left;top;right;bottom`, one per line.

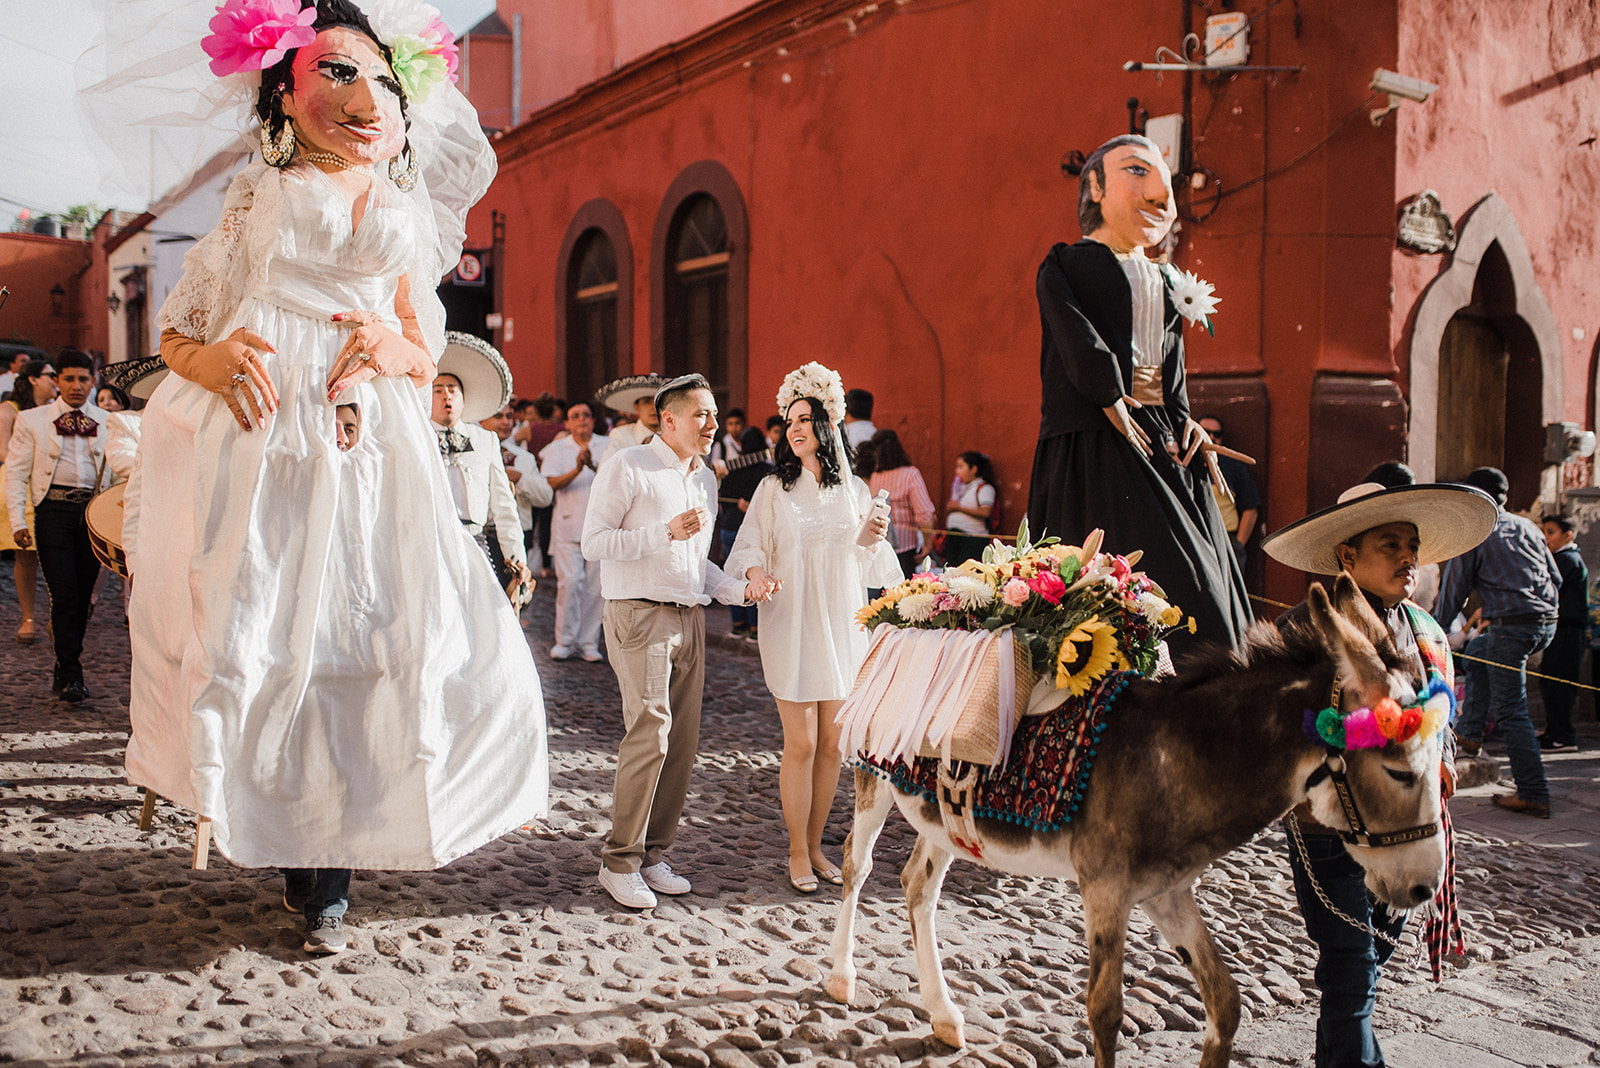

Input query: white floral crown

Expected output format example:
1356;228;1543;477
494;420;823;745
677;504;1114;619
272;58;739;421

776;362;847;425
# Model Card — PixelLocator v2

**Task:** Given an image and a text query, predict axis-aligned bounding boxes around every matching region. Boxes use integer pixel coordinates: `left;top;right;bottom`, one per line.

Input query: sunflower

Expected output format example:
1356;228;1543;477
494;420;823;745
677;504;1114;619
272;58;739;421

1055;617;1119;696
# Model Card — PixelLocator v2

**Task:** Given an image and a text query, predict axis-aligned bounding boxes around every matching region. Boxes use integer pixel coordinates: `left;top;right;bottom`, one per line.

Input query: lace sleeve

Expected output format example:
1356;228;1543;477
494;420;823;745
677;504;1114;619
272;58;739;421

155;167;260;343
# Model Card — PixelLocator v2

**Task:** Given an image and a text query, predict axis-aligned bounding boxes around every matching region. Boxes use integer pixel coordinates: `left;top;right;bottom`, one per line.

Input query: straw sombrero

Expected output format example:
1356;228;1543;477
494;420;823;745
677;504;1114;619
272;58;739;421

437;332;513;424
1262;482;1498;575
100;355;169;400
595;374;666;413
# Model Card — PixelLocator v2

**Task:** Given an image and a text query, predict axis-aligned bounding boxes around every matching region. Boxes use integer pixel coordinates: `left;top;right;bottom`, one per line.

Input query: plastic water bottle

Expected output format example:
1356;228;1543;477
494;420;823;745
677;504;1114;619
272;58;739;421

856;489;891;546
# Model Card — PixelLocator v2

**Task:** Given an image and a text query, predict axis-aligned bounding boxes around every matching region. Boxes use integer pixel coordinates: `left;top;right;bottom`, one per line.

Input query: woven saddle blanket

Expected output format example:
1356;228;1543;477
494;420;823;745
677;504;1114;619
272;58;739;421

858;671;1134;833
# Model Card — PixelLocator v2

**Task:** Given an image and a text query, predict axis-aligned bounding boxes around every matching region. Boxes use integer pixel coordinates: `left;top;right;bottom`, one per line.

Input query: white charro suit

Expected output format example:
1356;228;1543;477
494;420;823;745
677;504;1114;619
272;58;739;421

4;400;109;519
431;420;527;569
4;398;110;687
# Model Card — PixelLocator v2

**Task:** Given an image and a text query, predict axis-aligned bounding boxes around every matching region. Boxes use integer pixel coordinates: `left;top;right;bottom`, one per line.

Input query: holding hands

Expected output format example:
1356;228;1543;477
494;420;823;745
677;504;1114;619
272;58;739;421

326;309;435;401
744;565;782;603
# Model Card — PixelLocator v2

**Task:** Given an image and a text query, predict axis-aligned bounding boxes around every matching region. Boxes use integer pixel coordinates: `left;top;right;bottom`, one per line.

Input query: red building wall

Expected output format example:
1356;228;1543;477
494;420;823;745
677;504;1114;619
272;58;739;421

1392;1;1600;432
469;0;1474;611
0;231;99;355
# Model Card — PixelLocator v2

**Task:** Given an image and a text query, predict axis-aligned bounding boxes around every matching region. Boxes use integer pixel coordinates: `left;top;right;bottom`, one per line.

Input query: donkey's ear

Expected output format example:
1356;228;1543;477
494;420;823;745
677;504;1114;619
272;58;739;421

1332;572;1397;656
1306;580;1390;707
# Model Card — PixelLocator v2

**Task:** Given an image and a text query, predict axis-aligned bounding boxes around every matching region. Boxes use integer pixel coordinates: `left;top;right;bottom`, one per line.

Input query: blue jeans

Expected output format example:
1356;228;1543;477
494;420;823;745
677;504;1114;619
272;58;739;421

1287;828;1405;1068
283;868;351;921
1458;619;1554;803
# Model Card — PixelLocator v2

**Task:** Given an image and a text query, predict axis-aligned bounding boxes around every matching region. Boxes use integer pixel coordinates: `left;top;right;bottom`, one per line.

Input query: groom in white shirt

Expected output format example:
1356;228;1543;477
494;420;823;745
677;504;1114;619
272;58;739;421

581;373;776;909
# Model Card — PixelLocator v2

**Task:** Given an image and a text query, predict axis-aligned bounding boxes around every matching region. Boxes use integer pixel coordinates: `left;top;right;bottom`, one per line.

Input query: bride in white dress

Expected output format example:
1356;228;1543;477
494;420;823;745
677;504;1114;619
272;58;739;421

725;364;901;893
120;1;548;950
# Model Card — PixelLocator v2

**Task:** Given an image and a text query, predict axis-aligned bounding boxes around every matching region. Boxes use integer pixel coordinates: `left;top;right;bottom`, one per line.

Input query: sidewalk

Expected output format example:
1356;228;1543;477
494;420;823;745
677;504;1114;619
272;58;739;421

0;572;1596;1066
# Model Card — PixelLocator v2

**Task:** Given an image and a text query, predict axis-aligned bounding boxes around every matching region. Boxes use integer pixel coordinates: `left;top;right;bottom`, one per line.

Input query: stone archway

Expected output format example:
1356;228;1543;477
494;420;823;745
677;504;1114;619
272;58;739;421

1407;193;1562;507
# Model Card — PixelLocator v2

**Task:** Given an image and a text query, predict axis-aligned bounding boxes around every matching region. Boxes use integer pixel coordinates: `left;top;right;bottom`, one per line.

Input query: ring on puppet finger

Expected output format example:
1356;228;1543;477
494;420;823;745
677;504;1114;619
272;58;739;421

230;372;248;386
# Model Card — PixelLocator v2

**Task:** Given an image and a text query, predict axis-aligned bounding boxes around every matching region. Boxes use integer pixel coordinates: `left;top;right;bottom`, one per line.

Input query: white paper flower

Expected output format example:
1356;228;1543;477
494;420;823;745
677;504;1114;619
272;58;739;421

357;0;440;44
1138;591;1171;625
1167;268;1220;333
946;574;995;611
776;362;847;425
896;592;938;623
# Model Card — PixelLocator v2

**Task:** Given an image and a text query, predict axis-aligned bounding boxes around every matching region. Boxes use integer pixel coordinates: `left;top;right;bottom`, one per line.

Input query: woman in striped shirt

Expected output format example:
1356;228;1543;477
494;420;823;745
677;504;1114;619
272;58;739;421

866;429;935;578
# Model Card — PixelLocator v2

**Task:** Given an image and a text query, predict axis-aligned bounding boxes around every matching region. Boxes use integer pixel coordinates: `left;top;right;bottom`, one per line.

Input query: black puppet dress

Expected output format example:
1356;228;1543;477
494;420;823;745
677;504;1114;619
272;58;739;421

1025;239;1251;659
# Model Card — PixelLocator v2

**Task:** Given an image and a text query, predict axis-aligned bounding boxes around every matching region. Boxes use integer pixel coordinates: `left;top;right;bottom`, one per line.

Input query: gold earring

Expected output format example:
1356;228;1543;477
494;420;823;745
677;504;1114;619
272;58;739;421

260;120;296;167
389;142;418;192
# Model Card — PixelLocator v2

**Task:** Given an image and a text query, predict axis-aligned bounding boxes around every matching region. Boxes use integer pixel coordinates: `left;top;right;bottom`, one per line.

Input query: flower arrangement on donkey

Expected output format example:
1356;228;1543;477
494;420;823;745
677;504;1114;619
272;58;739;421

855;522;1187;695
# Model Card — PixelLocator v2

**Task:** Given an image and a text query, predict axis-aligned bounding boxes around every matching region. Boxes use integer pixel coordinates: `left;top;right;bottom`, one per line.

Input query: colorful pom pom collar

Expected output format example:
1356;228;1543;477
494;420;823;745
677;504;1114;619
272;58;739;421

1303;676;1454;752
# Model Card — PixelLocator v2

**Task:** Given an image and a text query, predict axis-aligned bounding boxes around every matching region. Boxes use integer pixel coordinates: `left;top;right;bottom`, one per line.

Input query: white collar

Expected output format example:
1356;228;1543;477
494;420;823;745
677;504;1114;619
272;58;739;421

648;433;702;474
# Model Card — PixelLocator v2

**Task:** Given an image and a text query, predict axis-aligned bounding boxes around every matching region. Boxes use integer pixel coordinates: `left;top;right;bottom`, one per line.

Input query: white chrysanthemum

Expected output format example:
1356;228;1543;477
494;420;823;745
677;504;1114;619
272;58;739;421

357;0;440;45
1168;268;1220;326
1138;591;1171;625
896;592;938;623
776;362;847;425
946;574;995;611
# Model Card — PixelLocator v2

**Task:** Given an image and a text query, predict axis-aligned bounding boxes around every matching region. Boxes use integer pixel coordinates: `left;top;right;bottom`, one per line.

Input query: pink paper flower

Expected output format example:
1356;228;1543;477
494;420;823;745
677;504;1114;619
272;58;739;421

1027;570;1066;605
202;0;318;78
1002;578;1030;606
422;13;461;82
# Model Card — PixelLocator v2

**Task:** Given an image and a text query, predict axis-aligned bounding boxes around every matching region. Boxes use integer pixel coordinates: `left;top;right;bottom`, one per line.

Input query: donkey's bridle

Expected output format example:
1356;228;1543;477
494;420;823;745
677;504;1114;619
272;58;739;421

1305;679;1440;849
1304;754;1438;848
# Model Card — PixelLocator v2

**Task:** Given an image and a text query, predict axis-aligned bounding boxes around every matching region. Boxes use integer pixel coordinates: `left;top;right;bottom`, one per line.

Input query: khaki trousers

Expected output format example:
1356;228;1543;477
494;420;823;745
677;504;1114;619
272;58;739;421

601;599;705;873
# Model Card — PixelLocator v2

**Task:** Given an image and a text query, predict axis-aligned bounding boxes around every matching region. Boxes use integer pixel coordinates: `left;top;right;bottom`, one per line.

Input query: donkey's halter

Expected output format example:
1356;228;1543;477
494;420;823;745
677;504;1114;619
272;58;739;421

1304;753;1438;848
1305;679;1439;849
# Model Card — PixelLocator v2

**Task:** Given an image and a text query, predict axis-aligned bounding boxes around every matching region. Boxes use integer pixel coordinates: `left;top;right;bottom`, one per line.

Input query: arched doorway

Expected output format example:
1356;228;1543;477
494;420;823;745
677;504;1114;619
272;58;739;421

651;161;749;412
1433;243;1547;504
555;199;633;406
664;193;730;408
566;229;620;407
1408;194;1563;512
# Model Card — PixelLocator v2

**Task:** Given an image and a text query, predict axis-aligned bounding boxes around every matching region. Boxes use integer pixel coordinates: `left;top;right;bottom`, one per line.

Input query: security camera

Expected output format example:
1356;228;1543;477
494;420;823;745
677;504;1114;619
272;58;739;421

1369;69;1438;103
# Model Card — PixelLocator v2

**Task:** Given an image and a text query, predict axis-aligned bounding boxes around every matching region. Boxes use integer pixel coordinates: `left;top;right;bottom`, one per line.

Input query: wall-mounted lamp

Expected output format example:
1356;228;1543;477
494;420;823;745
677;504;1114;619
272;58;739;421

49;284;66;317
1369;68;1438;126
106;292;122;314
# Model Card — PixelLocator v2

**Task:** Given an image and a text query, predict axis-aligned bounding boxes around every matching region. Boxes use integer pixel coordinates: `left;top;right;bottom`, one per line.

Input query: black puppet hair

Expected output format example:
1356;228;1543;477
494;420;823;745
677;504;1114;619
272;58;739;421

255;0;408;139
773;396;848;491
1078;133;1162;236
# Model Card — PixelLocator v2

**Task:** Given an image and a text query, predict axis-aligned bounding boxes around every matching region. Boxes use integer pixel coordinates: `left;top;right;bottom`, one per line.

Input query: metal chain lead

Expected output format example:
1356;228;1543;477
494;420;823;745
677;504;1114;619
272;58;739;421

1285;813;1407;951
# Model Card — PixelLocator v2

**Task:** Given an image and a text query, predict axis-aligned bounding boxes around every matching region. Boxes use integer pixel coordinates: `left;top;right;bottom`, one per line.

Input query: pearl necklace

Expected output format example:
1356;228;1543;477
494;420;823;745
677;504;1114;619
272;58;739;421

301;151;374;174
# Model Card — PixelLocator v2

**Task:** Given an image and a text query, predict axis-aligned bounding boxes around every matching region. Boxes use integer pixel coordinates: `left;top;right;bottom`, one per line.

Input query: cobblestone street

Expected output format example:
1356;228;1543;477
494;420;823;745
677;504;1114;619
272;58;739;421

1;572;1598;1067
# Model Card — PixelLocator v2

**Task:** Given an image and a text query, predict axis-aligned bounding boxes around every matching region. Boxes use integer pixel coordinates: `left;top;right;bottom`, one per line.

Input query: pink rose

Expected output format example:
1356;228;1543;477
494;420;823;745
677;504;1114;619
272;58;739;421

1027;570;1066;605
1002;578;1031;606
202;0;318;78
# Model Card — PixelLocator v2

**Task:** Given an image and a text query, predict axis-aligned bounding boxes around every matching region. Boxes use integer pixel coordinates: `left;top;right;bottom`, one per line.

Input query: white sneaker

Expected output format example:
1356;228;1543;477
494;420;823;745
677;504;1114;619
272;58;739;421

550;645;574;661
598;866;657;909
641;861;691;895
580;646;604;662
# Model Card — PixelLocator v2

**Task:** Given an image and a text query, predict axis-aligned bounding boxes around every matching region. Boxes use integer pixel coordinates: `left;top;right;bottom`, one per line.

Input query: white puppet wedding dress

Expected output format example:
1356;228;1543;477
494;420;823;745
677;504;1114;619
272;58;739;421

126;159;549;870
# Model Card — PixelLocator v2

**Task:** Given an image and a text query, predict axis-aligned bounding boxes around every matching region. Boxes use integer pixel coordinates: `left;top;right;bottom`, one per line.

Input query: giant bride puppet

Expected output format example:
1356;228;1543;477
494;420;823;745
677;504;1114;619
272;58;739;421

103;0;549;908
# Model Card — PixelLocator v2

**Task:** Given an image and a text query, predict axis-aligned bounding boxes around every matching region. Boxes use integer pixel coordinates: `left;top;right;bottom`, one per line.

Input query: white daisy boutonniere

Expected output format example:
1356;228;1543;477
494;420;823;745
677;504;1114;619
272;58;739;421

1164;266;1220;336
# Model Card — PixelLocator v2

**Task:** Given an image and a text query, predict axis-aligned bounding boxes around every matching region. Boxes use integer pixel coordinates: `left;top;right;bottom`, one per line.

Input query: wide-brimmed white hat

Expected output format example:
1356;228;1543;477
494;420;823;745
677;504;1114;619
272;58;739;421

595;374;667;413
100;355;169;401
1262;481;1498;575
437;332;513;424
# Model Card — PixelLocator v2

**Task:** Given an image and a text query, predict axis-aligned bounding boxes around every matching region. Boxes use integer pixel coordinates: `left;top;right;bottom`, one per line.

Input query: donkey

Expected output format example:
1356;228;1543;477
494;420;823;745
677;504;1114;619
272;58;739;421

827;576;1447;1068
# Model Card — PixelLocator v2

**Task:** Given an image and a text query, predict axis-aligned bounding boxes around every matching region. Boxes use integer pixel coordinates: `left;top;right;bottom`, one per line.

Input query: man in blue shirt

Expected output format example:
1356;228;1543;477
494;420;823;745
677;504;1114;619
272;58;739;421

1432;467;1559;817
